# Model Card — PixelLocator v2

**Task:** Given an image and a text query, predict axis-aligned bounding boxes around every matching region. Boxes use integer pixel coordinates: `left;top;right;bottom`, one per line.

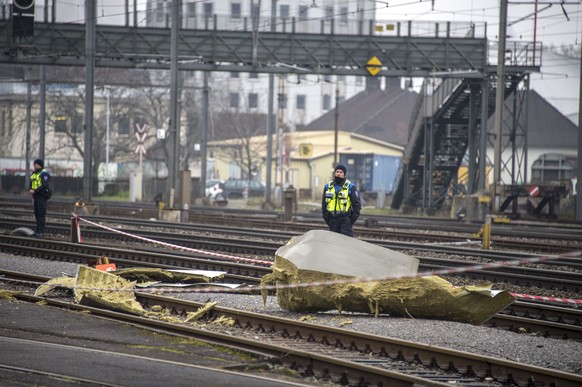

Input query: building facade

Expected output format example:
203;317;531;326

145;0;376;131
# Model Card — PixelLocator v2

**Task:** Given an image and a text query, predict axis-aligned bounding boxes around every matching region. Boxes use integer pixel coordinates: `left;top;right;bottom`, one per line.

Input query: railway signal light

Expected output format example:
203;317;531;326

12;0;35;38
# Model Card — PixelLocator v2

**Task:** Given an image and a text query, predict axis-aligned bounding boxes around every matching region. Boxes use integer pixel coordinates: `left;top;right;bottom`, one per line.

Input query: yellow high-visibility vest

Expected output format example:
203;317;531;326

324;179;352;213
30;169;47;190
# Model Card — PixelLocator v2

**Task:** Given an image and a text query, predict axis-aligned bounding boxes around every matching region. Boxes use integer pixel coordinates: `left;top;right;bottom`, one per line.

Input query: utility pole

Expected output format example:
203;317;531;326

577;21;582;220
492;0;508;212
39;65;46;160
201;72;209;197
168;0;180;206
265;0;276;204
83;0;96;203
277;78;285;187
333;81;339;166
25;78;31;191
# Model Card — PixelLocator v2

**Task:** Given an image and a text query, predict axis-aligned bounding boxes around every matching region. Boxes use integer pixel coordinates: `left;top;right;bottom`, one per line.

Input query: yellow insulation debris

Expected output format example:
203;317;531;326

262;248;514;325
185;301;218;322
74;266;145;315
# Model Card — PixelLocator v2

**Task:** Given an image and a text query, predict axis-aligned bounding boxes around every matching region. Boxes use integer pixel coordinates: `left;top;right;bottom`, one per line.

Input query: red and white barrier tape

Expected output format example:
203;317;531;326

66;214;582;305
510;293;582;305
6;276;582;306
71;213;272;266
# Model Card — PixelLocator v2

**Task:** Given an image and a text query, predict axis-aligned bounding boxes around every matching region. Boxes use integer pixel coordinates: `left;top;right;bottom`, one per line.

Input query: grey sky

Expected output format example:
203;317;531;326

375;0;580;123
375;0;581;48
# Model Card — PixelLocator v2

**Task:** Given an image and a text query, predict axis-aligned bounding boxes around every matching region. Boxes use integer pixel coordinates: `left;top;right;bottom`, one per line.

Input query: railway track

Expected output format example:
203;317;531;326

1;232;581;342
2;200;582;253
3;212;582;270
2;216;581;294
2;270;582;386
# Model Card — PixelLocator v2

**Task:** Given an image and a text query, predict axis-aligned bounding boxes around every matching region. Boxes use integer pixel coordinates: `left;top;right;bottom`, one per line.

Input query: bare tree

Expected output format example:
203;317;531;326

211;90;267;180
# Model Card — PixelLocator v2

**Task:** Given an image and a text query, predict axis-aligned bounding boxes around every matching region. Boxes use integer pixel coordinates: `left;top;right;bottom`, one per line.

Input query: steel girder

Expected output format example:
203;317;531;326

391;71;528;210
0;21;488;76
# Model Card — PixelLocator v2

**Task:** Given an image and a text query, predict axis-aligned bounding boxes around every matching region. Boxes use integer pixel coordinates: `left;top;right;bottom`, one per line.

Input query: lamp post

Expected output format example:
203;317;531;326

333;79;339;166
106;87;110;167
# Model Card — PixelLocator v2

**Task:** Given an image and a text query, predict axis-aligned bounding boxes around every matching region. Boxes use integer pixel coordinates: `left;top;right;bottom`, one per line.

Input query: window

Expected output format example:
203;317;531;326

323;75;332;82
325;6;333;20
203;3;213;18
118;116;130;136
230;72;239;78
54;114;67;133
299;5;308;21
187;3;196;18
338;75;346;83
251;4;260;19
280;4;289;19
155;1;164;22
249;72;258;79
248;93;258;108
323;94;331;110
278;93;287;109
231;3;241;19
340;7;348;23
296;95;305;110
8;108;12;136
355;76;363;86
72;114;83;133
1;111;4;137
229;93;239;108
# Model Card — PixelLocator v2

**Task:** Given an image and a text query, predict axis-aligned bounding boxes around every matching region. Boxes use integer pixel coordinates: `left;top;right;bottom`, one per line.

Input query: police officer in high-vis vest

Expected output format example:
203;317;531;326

28;159;51;238
321;164;361;237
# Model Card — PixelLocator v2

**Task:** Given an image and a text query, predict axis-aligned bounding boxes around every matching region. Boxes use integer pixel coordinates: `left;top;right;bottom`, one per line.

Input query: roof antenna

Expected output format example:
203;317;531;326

310;0;318;8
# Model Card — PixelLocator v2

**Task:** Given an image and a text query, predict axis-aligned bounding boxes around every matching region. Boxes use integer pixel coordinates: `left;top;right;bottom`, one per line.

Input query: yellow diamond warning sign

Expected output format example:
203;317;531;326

366;56;382;76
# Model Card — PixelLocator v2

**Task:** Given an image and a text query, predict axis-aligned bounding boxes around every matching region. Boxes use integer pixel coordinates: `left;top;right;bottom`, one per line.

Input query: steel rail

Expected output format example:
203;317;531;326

3;214;582;269
3;277;580;386
1;221;582;293
8;293;451;387
0;360;120;387
6;197;582;239
2;267;581;342
135;293;582;386
0;236;269;282
2;203;582;253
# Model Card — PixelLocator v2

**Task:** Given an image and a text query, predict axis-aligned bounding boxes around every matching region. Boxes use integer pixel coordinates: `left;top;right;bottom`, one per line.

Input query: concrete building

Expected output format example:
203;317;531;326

208;129;403;202
145;0;376;131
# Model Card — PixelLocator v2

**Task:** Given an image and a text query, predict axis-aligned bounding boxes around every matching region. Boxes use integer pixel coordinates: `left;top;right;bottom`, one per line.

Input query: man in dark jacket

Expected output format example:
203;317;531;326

321;164;361;237
28;159;51;238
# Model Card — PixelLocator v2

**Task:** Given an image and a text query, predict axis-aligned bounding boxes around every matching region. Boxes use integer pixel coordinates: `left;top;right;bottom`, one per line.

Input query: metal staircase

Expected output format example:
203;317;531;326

391;73;526;211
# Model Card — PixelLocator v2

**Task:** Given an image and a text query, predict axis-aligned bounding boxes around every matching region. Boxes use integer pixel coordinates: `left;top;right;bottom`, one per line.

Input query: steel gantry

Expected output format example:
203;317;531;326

0;12;538;211
390;69;533;213
0;19;489;76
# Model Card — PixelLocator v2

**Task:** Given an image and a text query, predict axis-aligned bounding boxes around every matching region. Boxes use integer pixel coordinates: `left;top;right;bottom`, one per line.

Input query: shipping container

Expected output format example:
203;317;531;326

339;153;400;194
531;153;576;184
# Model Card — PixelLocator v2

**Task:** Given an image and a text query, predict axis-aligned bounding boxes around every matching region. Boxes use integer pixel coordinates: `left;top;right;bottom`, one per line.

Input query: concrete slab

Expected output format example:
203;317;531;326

275;230;419;278
263;230;514;325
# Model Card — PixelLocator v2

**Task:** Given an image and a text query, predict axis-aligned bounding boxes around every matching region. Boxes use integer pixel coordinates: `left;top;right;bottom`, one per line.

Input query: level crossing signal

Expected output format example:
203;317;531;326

135;123;148;156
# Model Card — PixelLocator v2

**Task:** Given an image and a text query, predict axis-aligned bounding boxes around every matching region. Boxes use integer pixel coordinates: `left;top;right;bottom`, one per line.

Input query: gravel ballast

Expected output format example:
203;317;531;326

1;252;581;376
